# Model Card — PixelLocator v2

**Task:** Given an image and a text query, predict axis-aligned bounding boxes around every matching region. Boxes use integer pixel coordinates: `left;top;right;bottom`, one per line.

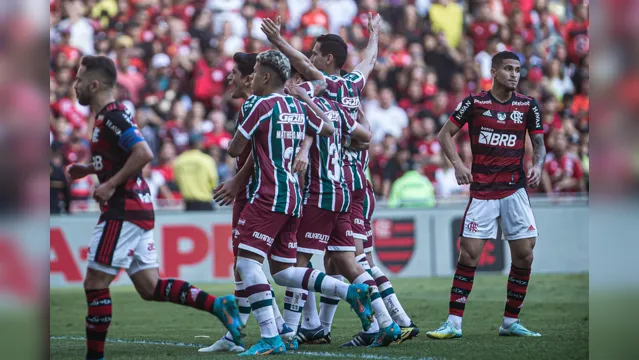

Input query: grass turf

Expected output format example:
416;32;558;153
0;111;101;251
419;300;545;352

50;274;588;359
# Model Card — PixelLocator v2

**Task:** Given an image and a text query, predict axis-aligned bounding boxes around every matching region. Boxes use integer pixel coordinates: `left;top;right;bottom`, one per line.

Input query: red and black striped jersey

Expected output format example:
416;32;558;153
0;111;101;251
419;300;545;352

449;91;543;200
90;101;154;229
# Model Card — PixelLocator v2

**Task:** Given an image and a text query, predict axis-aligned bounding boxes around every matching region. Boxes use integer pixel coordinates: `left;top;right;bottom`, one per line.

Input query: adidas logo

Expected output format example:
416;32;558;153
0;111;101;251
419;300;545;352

528;225;536;231
483;110;492;117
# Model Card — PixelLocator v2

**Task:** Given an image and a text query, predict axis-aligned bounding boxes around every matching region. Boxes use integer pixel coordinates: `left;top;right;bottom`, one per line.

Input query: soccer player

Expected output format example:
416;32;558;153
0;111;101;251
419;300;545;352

199;52;297;353
425;51;546;339
226;50;374;356
341;109;419;347
66;55;244;360
260;16;403;347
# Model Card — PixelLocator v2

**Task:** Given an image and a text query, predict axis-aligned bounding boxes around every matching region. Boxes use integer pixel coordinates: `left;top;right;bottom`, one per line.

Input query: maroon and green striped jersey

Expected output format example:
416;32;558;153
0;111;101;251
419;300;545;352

302;96;360;212
238;93;325;216
302;70;367;190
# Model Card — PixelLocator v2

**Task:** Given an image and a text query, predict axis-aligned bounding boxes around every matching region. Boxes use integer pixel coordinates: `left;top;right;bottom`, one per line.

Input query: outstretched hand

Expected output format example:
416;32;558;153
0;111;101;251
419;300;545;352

260;16;282;43
367;12;381;34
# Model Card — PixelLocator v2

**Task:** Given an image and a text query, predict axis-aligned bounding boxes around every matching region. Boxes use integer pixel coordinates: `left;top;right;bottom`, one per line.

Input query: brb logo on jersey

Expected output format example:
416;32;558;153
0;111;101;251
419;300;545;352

278;113;305;125
478;127;517;147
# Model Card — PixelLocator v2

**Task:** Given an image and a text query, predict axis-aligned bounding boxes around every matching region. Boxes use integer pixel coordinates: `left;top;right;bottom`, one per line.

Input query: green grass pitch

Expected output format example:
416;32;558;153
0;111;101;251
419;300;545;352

50;274;588;359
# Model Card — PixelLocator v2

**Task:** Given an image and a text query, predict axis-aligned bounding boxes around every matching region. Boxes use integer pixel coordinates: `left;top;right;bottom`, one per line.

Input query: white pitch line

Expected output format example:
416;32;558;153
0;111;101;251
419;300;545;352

51;336;443;360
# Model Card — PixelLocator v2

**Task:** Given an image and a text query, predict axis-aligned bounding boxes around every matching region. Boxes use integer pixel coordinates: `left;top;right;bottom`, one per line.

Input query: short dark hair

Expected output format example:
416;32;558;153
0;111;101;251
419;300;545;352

339;69;348;76
233;52;258;77
80;55;117;88
491;51;520;70
316;34;348;68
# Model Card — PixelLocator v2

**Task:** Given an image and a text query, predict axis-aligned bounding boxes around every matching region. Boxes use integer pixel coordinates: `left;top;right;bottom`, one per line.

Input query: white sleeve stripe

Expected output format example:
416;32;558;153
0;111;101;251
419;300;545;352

238;126;251;139
347;122;359;134
316;120;324;133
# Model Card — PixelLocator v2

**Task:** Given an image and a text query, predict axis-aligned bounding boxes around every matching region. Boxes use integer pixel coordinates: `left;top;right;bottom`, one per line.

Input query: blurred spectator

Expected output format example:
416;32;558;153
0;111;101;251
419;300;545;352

387;160;436;208
545;132;586;194
428;0;463;49
142;163;174;207
382;144;411;199
50;148;71;214
173;134;218;211
366;87;409;144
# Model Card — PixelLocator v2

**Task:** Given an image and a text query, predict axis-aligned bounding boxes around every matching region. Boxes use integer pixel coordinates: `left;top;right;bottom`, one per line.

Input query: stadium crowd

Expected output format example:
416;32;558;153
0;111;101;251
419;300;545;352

49;0;589;213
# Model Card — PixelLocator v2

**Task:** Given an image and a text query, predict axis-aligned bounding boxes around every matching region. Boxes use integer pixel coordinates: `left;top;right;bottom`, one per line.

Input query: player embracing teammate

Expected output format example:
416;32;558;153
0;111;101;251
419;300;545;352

426;51;546;339
261;15;418;348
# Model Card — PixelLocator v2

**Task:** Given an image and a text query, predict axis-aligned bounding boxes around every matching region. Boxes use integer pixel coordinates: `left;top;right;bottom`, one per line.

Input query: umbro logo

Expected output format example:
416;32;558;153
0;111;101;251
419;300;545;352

483;110;492;117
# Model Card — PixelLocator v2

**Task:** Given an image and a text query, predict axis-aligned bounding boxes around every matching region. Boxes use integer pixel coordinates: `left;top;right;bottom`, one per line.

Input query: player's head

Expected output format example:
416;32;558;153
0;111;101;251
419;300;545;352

286;66;306;88
74;55;117;106
311;34;348;73
252;50;290;96
490;51;521;91
228;52;257;99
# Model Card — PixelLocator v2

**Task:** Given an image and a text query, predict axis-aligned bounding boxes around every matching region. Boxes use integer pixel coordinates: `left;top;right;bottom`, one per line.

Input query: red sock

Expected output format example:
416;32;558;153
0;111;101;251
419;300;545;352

449;262;476;317
153;279;217;312
504;265;531;319
85;288;111;360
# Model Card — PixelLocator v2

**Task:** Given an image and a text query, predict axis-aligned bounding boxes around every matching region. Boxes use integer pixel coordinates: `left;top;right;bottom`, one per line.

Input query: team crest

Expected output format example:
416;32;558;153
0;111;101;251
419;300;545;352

510;111;524;124
497;113;507;122
373;218;415;274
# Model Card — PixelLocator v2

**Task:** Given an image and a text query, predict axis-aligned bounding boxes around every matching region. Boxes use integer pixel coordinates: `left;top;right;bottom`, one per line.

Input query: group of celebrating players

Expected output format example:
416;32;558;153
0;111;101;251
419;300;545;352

67;12;546;359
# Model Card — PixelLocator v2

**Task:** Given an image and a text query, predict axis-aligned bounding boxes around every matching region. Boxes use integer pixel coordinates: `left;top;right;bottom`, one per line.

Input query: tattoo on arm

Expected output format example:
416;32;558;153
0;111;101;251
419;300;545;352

531;133;546;169
368;31;379;66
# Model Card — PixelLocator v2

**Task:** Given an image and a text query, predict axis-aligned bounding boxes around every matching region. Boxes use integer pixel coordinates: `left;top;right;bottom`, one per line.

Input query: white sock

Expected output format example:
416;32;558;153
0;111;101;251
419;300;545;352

302;291;321;329
353;272;393;328
447;314;462;329
226;281;250;339
318;275;343;334
371;266;412;327
269;285;285;333
272;267;349;299
364;317;380;334
236;257;278;338
502;316;518;328
283;287;307;333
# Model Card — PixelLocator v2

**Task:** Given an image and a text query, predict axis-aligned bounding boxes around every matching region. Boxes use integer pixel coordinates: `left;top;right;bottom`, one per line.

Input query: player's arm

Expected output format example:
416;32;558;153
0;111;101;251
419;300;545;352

261;16;325;83
439;97;473;185
287;86;334;137
526;99;546;188
214;154;254;206
352;12;381;81
293;135;313;174
229;99;266;157
340;104;371;146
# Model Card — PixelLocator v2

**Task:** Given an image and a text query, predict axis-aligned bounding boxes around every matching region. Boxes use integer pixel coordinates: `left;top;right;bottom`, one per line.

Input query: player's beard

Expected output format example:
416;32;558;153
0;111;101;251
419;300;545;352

77;91;91;106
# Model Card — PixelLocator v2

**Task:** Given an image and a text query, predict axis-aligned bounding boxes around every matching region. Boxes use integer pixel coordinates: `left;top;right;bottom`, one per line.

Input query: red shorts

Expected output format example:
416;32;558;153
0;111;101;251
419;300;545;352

350;189;367;241
232;197;249;256
363;220;374;253
297;205;355;255
235;202;299;263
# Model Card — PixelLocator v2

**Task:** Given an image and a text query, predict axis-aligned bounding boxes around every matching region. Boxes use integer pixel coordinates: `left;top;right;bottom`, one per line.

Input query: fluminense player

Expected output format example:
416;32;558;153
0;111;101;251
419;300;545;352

260;15;404;347
67;55;243;360
341;108;419;347
226;50;375;356
199;52;295;353
426;51;545;339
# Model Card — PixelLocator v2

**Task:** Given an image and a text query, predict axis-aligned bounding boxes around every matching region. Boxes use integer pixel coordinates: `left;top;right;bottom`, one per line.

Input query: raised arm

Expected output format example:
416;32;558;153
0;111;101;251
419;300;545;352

261;16;325;83
352;13;381;80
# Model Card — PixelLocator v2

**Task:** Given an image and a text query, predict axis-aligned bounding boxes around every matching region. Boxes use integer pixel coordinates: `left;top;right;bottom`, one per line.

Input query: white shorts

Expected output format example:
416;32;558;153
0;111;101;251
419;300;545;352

87;220;159;276
461;188;538;241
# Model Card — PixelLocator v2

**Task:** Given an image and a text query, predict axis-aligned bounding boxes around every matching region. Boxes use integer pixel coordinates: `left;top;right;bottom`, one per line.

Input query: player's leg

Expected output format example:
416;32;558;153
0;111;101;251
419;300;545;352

268;216;375;338
325;212;401;347
285;206;335;345
427;197;500;339
498;188;541;337
124;227;245;346
299;262;322;337
201;200;251;352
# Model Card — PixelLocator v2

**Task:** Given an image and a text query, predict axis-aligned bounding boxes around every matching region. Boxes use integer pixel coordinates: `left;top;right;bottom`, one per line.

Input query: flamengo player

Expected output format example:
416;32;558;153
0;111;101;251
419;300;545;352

426;51;546;339
200;52;296;353
66;56;244;360
226;50;375;356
